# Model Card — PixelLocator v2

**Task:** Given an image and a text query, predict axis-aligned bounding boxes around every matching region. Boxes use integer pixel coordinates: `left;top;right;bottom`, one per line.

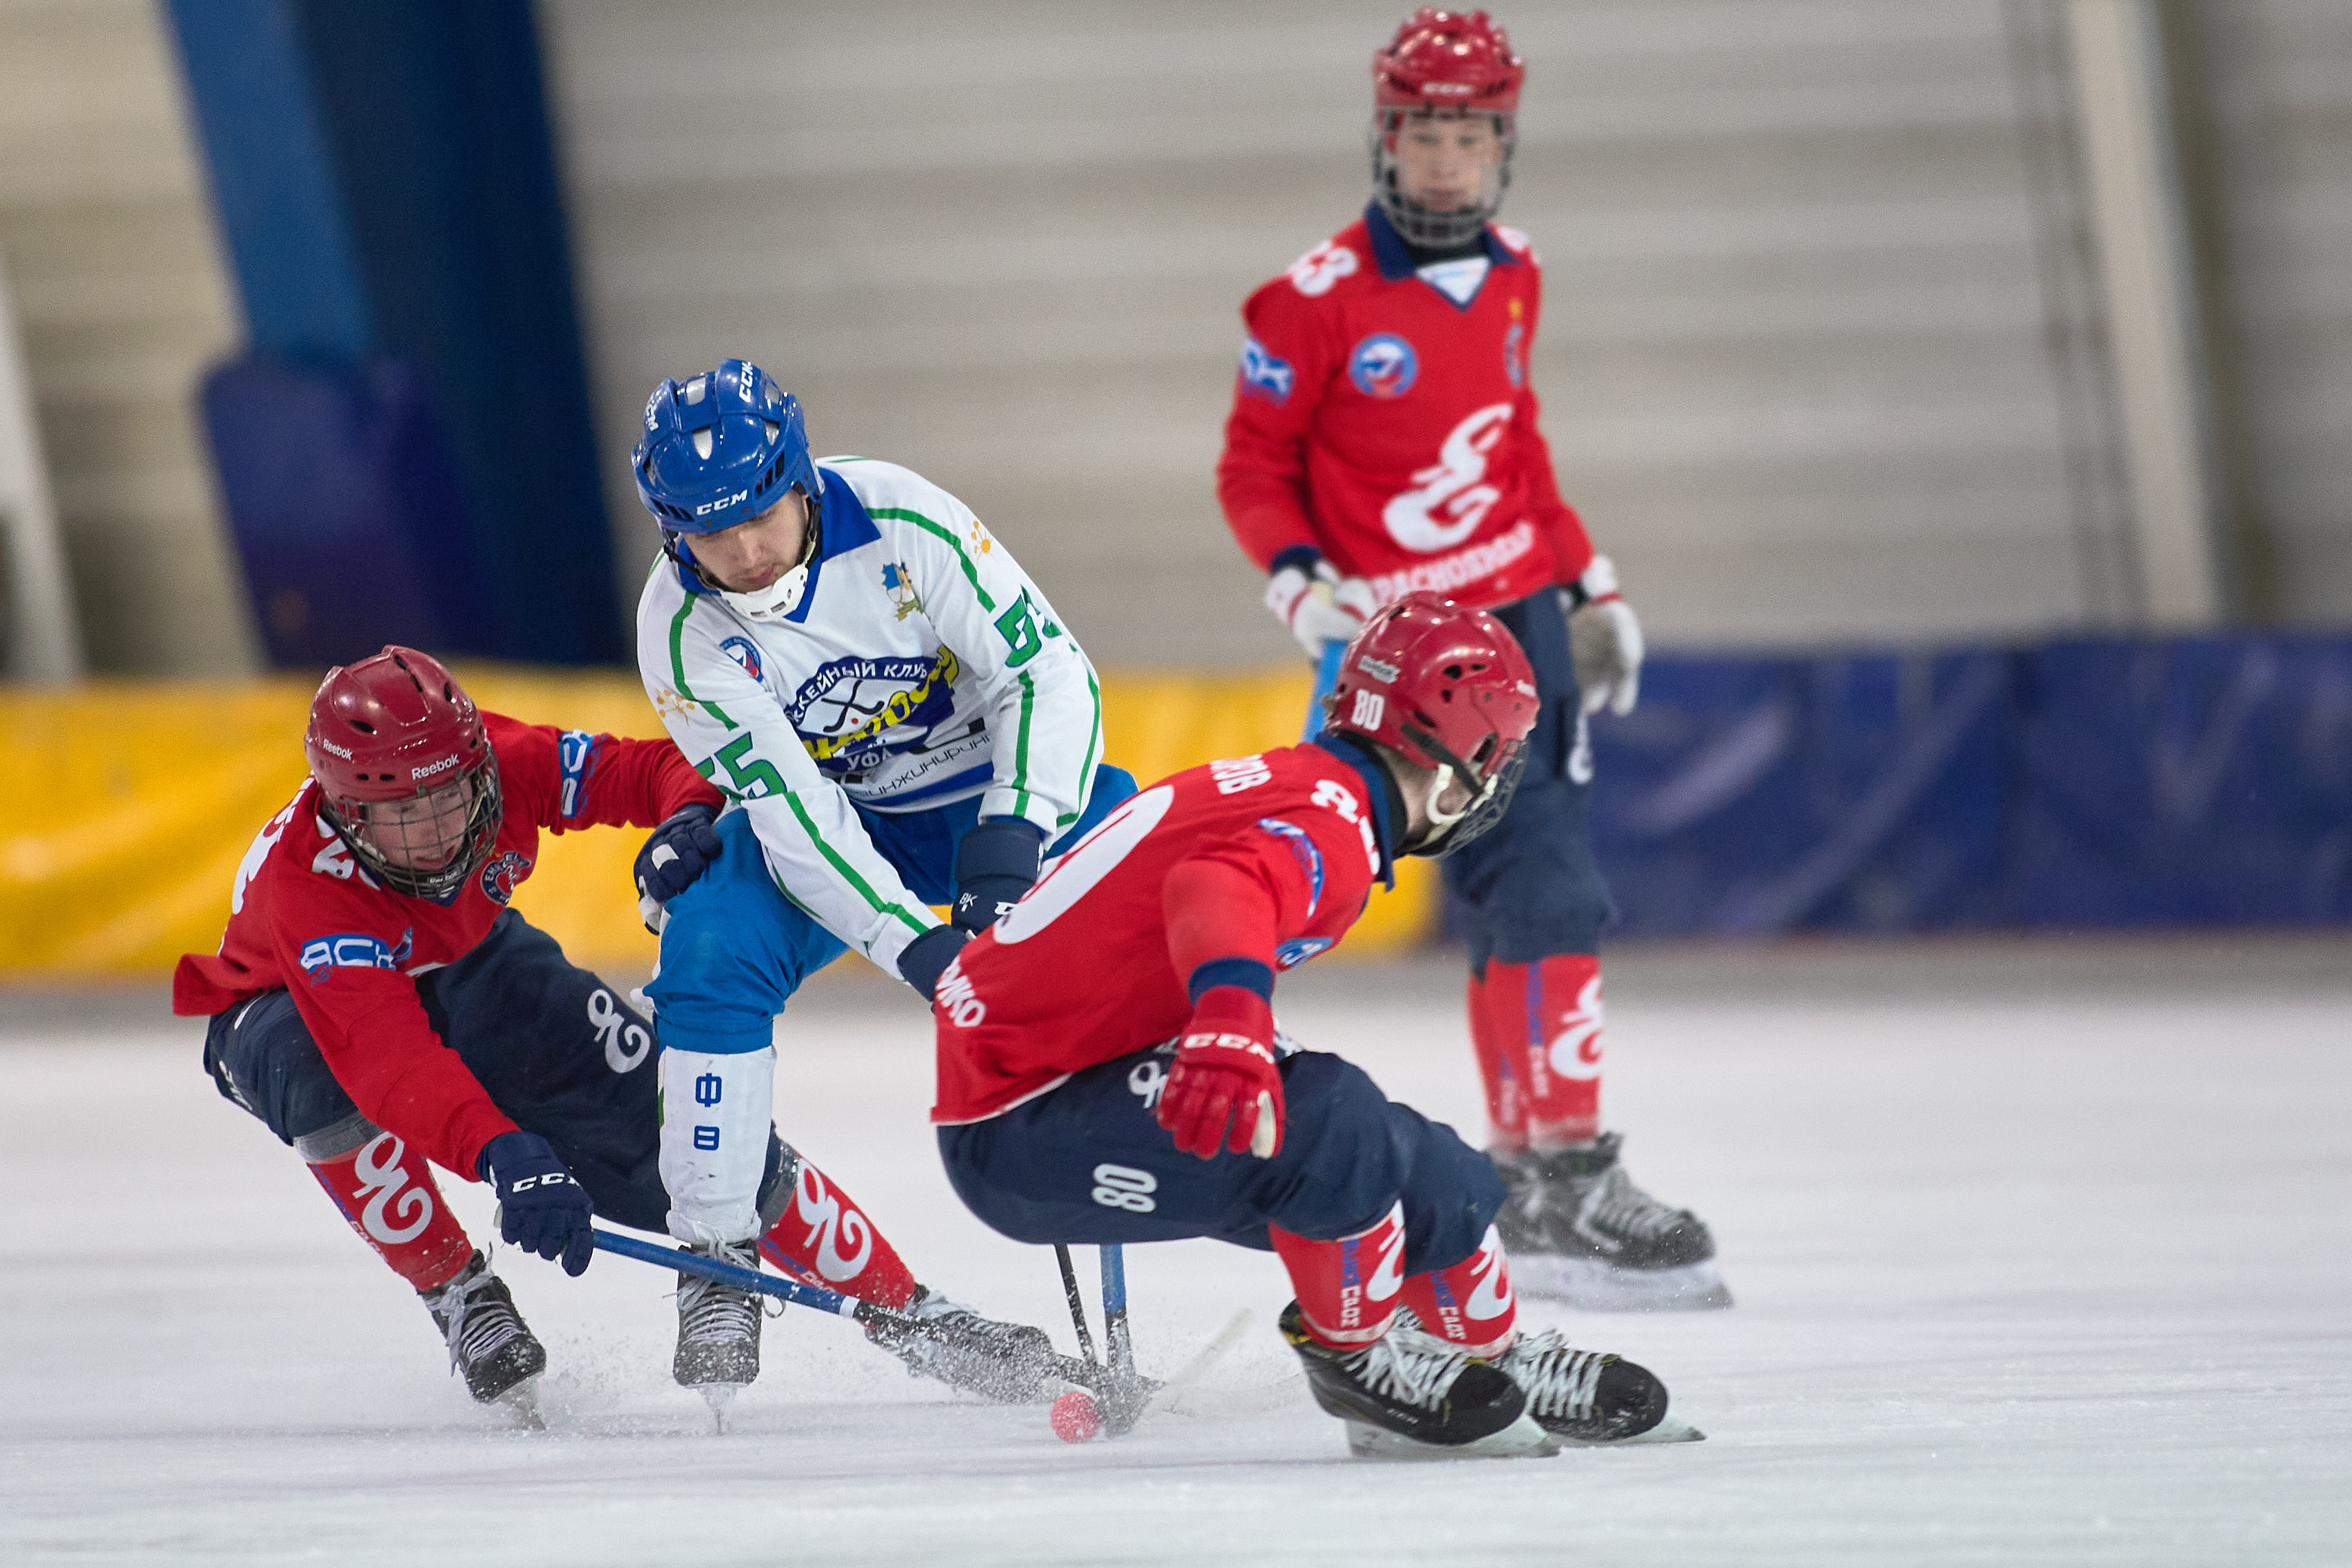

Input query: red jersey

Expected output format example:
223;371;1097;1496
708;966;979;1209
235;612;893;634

1216;204;1594;612
931;737;1402;1124
172;714;720;1178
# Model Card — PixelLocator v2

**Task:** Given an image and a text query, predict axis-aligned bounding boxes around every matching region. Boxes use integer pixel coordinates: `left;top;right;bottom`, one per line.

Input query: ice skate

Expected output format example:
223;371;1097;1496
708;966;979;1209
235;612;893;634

675;1239;764;1428
1482;1325;1690;1443
1279;1301;1555;1460
1493;1133;1732;1310
865;1284;1059;1403
421;1250;546;1417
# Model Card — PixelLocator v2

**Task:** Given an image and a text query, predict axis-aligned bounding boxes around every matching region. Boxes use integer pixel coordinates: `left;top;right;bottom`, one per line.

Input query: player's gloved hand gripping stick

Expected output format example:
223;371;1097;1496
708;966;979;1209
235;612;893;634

634;800;723;934
480;1131;595;1276
1156;985;1285;1160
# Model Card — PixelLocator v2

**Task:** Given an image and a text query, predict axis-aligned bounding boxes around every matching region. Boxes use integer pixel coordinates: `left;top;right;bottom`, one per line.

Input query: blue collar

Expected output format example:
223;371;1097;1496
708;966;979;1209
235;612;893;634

1363;201;1521;285
671;466;882;624
1310;731;1402;891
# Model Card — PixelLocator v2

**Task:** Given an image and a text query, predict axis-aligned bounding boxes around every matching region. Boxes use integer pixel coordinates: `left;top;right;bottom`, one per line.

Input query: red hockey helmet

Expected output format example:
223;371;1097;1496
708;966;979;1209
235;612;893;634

303;646;503;898
1370;9;1526;247
1326;592;1541;855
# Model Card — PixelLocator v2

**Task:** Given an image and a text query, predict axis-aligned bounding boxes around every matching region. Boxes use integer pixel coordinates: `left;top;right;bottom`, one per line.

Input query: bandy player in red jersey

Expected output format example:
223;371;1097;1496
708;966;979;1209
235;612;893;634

1215;9;1727;1310
176;647;1053;1417
933;597;1686;1457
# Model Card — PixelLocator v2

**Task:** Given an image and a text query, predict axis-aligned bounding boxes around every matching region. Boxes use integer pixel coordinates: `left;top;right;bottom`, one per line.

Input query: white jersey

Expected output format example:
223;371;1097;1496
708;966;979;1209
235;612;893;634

635;458;1105;975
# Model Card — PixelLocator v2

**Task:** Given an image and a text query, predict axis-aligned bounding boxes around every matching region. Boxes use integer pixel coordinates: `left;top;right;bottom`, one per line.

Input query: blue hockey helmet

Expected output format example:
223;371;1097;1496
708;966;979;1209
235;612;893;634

631;360;820;535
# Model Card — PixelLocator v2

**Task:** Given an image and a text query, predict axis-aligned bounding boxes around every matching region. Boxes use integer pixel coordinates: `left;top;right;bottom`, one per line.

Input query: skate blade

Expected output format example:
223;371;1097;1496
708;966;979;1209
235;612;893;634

1345;1412;1559;1461
697;1382;744;1435
496;1375;546;1432
1509;1256;1734;1312
1551;1414;1707;1447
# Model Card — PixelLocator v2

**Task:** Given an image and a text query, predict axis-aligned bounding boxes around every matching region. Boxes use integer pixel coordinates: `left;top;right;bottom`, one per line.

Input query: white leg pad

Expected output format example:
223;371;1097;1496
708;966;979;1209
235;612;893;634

659;1046;774;1246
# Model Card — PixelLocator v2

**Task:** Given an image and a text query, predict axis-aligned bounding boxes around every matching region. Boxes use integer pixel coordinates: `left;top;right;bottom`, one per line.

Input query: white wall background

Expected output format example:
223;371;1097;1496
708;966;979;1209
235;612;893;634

541;0;2132;665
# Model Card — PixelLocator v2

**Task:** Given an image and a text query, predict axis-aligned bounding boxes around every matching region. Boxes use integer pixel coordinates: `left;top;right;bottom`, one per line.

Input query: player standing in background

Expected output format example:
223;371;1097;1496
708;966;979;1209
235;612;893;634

177;648;1053;1420
932;597;1682;1457
630;360;1134;1403
1215;7;1727;1309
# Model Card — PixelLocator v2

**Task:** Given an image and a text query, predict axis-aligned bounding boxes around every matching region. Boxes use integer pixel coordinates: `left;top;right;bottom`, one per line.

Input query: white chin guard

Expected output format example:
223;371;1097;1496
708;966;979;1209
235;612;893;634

719;560;810;622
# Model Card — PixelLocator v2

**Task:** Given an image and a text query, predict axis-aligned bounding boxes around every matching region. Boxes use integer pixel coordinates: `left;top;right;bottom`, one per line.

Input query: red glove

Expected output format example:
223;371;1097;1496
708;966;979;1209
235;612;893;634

1156;986;1285;1160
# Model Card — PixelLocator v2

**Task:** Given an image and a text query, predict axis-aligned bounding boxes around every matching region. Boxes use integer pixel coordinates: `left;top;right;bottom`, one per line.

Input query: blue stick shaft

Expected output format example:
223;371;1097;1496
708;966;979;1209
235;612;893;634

1301;640;1345;742
1099;1243;1127;1318
591;1227;861;1319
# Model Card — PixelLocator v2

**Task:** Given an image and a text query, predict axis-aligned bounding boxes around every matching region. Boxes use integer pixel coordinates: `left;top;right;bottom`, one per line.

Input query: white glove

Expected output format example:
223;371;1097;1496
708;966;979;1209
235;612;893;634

1566;554;1644;717
1265;559;1379;659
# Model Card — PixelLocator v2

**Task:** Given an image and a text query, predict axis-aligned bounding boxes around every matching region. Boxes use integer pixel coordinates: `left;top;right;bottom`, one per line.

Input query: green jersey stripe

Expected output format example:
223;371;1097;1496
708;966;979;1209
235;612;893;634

869;506;996;612
666;596;738;732
779;787;928;938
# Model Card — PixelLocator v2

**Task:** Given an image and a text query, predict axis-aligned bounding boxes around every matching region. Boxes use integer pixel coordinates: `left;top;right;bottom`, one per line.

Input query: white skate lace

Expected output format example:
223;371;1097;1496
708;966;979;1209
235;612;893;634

677;1244;761;1347
1581;1165;1688;1242
430;1263;525;1374
1337;1329;1474;1411
1498;1328;1606;1420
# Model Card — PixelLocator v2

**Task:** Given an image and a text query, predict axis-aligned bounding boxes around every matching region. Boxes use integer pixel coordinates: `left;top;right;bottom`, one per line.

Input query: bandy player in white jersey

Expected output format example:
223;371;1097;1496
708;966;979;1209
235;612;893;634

626;359;1136;1399
1217;9;1727;1308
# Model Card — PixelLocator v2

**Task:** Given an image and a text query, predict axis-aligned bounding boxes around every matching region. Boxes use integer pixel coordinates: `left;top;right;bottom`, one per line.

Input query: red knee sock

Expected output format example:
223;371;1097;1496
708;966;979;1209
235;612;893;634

1398;1224;1519;1358
1270;1201;1406;1349
1477;955;1604;1149
1465;967;1528;1152
308;1130;473;1292
757;1156;919;1310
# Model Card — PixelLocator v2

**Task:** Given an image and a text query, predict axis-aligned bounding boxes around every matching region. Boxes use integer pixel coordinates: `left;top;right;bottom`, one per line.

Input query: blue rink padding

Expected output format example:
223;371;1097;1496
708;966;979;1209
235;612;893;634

1553;631;2352;936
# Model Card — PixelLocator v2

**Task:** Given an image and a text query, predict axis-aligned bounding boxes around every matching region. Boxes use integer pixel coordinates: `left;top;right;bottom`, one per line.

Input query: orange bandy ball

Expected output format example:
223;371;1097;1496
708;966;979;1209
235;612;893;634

1050;1388;1102;1443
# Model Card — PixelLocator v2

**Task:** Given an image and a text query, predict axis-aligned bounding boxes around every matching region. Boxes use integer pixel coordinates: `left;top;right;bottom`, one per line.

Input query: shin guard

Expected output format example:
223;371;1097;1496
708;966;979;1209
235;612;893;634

757;1156;919;1310
307;1127;472;1292
1269;1200;1406;1350
1399;1224;1519;1358
1466;964;1529;1152
1486;954;1605;1147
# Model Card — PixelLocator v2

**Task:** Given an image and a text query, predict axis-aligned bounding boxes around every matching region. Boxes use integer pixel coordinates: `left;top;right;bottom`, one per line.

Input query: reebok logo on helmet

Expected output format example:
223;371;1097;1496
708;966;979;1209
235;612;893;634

411;755;459;780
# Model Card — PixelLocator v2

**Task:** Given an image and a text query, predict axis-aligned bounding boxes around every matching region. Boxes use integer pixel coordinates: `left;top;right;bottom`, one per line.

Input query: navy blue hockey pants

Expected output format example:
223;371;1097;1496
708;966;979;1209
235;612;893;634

938;1047;1505;1278
1441;589;1613;971
201;908;794;1236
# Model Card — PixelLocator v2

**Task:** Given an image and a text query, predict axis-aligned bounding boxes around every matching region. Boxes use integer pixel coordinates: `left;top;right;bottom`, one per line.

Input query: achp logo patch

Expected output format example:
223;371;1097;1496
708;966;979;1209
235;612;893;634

1349;334;1418;398
718;636;763;682
478;849;532;906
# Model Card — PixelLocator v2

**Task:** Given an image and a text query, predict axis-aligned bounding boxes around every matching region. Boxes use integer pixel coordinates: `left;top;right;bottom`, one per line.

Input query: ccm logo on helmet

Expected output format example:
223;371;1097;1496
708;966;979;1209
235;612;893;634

411;755;460;780
695;489;750;517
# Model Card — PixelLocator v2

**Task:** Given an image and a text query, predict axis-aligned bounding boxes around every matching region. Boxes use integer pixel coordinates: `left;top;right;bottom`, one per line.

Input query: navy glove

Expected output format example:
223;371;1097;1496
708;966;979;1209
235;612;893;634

951;818;1044;935
478;1131;594;1276
634;800;722;933
898;924;973;1001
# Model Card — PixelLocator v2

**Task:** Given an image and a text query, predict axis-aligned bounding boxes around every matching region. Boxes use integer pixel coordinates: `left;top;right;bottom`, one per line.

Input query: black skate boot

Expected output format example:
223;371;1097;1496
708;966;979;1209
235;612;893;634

1279;1301;1555;1460
675;1240;764;1429
1486;1327;1688;1443
865;1285;1060;1404
421;1250;546;1414
1493;1132;1731;1310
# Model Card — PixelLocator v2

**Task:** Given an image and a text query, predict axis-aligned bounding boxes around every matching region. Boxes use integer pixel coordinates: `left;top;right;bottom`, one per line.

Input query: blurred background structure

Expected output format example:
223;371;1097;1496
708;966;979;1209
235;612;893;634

1;0;2348;972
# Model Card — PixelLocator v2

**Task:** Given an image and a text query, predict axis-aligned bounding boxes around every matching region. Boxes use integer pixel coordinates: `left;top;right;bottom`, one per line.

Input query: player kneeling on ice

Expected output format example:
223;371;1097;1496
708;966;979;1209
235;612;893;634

626;361;1133;1408
928;595;1682;1457
176;649;1034;1417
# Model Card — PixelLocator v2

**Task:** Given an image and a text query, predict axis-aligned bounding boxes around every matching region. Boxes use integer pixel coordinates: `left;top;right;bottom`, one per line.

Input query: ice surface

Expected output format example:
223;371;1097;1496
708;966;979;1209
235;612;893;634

5;950;2350;1566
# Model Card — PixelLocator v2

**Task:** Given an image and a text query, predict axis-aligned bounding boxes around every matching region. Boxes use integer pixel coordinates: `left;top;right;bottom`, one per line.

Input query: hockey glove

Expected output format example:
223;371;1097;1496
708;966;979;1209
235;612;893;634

898;924;972;1002
1566;554;1645;717
951;817;1044;935
479;1131;595;1276
1265;557;1379;660
634;800;723;934
1157;985;1285;1160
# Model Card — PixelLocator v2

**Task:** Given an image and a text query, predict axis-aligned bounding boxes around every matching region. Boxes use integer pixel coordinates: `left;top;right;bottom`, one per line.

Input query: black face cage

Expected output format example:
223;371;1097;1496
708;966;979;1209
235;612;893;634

1368;111;1515;249
1400;722;1528;858
328;752;506;899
